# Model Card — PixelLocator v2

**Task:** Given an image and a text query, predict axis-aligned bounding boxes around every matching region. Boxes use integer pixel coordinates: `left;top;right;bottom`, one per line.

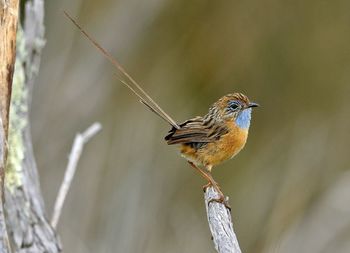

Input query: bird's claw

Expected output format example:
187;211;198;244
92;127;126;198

202;182;212;192
202;182;222;192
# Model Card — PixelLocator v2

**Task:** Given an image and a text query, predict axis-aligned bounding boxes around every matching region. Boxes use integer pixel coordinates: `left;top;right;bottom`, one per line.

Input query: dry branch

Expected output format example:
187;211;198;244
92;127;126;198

0;0;19;138
0;0;20;252
204;187;242;253
0;118;11;253
4;0;61;252
51;122;102;229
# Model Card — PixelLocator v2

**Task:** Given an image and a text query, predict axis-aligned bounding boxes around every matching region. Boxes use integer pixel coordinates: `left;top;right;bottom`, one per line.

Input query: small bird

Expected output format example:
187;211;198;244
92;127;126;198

165;93;258;205
64;12;259;207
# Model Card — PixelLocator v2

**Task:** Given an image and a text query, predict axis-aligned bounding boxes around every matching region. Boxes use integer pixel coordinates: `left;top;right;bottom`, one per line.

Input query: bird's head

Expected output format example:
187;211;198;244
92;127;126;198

210;93;259;129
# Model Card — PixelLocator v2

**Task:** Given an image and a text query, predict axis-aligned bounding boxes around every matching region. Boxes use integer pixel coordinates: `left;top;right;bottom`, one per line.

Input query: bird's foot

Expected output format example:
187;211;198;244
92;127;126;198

208;194;231;211
202;182;212;192
202;181;222;192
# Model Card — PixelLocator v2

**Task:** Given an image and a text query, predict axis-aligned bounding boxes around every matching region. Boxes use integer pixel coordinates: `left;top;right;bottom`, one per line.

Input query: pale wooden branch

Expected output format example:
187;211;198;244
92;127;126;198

4;1;62;252
51;122;102;229
204;187;242;253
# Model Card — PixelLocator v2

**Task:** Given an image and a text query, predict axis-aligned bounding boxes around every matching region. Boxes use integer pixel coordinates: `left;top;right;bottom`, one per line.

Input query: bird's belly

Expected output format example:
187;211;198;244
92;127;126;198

180;127;248;167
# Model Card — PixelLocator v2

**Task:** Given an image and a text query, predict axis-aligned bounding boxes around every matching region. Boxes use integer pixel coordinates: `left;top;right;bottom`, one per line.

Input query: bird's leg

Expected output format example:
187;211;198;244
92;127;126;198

187;161;214;185
201;165;221;191
187;162;231;210
202;169;231;210
187;162;222;194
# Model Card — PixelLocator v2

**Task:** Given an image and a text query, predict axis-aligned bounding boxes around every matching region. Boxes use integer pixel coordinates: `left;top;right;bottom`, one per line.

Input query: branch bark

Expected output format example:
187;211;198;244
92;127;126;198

0;118;11;253
204;187;242;253
0;0;20;252
4;0;61;252
0;0;18;138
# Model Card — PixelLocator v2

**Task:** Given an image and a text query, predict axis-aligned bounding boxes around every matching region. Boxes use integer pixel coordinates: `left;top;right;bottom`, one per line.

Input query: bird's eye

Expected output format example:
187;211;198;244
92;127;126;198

228;101;240;111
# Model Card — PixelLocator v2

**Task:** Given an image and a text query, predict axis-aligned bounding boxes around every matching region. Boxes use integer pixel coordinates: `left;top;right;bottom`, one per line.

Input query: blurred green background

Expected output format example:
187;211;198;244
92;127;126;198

31;0;350;252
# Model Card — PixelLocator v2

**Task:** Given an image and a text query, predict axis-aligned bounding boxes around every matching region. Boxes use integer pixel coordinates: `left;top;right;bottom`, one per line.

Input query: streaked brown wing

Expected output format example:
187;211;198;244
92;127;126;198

164;116;228;145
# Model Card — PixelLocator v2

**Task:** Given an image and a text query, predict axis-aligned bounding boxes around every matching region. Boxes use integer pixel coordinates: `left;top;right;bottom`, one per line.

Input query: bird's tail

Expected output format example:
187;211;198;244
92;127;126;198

64;11;180;130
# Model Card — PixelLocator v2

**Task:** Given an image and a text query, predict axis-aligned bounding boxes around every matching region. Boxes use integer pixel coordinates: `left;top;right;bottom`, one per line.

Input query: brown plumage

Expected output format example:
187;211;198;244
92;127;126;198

165;93;250;144
165;116;229;145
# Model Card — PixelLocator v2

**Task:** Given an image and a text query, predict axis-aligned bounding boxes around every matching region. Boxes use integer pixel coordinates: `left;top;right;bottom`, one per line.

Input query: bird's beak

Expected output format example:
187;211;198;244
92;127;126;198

247;102;259;108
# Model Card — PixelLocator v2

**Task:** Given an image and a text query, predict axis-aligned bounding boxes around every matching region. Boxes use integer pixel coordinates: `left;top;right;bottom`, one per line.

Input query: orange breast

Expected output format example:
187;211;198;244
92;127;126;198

180;120;248;169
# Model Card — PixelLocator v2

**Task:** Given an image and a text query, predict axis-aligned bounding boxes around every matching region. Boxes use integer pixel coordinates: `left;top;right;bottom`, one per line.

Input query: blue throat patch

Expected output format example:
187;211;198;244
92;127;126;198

235;108;252;129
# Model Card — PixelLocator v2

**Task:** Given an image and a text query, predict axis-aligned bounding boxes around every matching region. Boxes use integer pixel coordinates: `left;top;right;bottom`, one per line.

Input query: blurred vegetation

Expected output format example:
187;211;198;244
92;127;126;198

31;0;350;252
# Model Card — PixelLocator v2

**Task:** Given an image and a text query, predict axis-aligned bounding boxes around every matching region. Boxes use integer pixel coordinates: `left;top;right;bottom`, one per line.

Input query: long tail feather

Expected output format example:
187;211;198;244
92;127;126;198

63;11;180;129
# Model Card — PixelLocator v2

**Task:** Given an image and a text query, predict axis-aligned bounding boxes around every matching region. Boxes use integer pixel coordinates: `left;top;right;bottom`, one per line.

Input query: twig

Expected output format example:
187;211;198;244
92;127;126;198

51;122;102;229
204;187;242;253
